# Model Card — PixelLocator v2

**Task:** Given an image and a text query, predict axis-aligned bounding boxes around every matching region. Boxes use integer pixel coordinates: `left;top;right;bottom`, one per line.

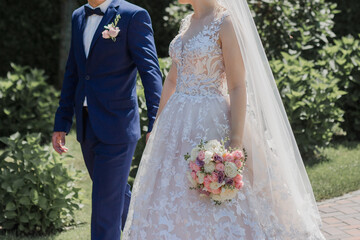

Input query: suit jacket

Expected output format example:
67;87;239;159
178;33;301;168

54;0;163;144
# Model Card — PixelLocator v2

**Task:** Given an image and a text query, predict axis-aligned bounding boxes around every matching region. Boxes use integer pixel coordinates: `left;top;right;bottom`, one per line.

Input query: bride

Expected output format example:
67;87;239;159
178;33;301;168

123;0;325;239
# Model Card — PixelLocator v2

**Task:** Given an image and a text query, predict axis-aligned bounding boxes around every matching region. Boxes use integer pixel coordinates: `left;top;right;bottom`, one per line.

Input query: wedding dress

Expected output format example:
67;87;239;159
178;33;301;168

123;7;325;240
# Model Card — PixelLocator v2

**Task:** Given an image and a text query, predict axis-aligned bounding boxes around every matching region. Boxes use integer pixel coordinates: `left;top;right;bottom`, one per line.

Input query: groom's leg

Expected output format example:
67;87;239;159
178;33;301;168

80;109;97;179
92;141;137;240
121;183;131;231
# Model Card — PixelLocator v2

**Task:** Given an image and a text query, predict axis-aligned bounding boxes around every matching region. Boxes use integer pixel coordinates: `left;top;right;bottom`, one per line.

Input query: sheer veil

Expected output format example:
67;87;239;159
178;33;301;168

218;0;324;235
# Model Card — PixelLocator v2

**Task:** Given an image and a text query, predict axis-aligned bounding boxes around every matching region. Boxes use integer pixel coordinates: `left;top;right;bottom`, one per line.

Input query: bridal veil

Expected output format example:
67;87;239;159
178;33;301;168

219;0;323;234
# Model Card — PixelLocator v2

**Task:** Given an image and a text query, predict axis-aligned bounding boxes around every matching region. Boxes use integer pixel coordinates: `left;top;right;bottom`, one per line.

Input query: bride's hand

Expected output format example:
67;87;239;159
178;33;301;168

229;140;243;150
146;132;151;143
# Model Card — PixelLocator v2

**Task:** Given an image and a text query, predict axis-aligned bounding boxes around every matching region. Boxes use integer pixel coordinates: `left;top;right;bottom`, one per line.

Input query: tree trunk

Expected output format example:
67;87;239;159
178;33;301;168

57;0;79;89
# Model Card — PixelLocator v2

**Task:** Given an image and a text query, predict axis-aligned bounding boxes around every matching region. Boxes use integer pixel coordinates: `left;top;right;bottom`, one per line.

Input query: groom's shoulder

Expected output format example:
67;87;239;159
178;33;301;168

120;0;148;15
71;5;85;20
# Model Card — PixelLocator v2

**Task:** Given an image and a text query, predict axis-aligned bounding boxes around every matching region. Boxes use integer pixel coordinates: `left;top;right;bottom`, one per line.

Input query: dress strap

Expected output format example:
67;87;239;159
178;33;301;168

208;10;230;38
216;10;230;27
179;13;192;35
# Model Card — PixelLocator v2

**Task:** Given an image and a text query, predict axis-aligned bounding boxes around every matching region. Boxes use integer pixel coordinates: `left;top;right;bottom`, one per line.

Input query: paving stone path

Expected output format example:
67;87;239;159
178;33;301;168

318;190;360;240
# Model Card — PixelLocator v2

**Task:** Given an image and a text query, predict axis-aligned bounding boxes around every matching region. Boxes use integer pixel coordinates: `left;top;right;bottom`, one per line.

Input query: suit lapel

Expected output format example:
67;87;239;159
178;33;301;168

78;10;87;61
88;0;121;59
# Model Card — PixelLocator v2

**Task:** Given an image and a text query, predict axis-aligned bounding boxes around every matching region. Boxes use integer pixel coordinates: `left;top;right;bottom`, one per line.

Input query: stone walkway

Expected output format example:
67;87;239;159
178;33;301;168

318;190;360;240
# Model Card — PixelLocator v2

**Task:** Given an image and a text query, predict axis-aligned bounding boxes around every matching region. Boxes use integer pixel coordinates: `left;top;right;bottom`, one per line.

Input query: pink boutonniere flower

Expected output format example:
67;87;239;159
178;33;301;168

102;14;121;42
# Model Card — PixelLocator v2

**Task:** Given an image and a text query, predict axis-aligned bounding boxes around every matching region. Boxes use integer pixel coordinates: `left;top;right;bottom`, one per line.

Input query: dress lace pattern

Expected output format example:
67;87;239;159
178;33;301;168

122;10;325;240
169;13;228;97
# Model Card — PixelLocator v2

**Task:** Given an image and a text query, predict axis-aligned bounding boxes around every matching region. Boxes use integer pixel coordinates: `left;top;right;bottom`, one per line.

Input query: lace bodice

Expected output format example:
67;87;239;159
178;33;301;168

169;11;230;96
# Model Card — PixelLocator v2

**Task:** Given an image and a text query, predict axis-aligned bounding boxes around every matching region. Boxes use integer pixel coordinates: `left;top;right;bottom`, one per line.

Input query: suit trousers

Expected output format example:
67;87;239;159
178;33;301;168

81;109;137;240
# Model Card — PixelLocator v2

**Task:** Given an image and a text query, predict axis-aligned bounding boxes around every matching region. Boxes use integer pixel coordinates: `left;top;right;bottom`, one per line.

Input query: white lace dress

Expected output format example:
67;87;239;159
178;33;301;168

123;12;325;240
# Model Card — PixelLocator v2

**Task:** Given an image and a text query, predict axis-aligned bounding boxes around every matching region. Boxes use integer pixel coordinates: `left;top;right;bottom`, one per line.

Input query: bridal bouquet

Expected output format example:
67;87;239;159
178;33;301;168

185;139;247;205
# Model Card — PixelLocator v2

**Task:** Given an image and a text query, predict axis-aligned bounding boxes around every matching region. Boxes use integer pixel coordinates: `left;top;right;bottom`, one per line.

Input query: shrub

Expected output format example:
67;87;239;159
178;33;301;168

0;64;59;144
0;133;82;235
317;35;360;140
249;0;337;60
271;53;346;157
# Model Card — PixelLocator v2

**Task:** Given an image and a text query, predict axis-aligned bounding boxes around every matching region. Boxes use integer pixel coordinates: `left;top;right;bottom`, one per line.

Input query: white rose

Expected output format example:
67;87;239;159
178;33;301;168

204;151;213;164
211;194;224;202
224;162;238;178
204;162;216;173
196;172;205;184
220;188;238;201
209;181;222;190
191;146;201;161
187;172;197;188
204;140;221;152
217;148;227;156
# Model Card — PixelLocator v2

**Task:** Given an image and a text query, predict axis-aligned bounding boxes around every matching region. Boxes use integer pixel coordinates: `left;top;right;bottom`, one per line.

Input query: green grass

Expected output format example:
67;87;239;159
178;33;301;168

1;134;360;239
306;141;360;201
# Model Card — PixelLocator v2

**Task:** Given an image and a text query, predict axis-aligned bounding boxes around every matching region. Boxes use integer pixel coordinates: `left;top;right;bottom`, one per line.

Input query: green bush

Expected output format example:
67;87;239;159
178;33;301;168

0;64;59;144
0;133;82;235
318;35;360;140
271;53;346;157
249;0;337;60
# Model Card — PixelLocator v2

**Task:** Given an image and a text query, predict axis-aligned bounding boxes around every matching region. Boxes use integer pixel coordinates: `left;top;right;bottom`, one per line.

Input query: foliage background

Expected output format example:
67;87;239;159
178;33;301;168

0;64;59;144
0;0;358;165
0;0;360;237
0;0;359;83
0;0;61;86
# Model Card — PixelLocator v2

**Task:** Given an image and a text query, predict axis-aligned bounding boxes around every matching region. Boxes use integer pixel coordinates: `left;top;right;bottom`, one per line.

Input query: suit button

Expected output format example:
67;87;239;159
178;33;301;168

85;75;90;80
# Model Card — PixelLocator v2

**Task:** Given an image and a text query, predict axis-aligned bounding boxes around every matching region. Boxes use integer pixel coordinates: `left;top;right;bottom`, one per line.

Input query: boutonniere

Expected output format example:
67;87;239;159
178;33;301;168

102;14;121;42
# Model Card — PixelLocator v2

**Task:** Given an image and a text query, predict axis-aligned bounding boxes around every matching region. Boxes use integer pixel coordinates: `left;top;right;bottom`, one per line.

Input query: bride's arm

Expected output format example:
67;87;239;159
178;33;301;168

155;63;178;120
220;16;247;149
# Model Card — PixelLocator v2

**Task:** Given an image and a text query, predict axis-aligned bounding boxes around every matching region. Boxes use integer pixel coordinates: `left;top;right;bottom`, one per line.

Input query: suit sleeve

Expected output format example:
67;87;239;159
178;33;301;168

128;9;163;133
53;15;79;134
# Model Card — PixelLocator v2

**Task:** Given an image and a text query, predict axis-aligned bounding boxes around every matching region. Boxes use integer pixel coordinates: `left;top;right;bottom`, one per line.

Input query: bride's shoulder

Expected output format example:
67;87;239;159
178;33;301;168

218;11;236;42
178;13;193;34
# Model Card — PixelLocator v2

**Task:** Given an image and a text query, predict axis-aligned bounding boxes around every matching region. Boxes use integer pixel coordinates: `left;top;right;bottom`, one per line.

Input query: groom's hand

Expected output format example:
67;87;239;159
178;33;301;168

52;132;68;155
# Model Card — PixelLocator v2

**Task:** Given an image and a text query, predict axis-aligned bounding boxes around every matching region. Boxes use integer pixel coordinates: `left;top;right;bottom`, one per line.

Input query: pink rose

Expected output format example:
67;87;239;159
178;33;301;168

102;30;111;39
235;160;243;168
211;172;219;182
233;174;243;183
190;162;200;172
233;150;244;160
198;151;205;161
212;187;222;194
204;175;212;184
108;26;120;38
203;177;212;191
191;171;198;182
224;153;235;162
235;181;244;190
215;162;225;172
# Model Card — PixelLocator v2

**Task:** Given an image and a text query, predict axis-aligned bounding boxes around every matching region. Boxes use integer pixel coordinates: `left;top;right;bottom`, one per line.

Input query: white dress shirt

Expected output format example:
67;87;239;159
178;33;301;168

83;0;112;106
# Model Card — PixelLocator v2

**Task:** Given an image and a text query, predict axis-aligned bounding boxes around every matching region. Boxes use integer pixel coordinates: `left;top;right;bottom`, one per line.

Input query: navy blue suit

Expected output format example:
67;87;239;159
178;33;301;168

53;0;162;239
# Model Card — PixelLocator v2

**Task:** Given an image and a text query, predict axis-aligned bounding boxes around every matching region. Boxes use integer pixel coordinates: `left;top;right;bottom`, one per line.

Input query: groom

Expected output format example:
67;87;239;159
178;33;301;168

52;0;162;239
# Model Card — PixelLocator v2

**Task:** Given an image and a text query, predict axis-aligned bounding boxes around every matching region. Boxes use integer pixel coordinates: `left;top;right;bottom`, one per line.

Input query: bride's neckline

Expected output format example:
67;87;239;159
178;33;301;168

179;9;226;51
